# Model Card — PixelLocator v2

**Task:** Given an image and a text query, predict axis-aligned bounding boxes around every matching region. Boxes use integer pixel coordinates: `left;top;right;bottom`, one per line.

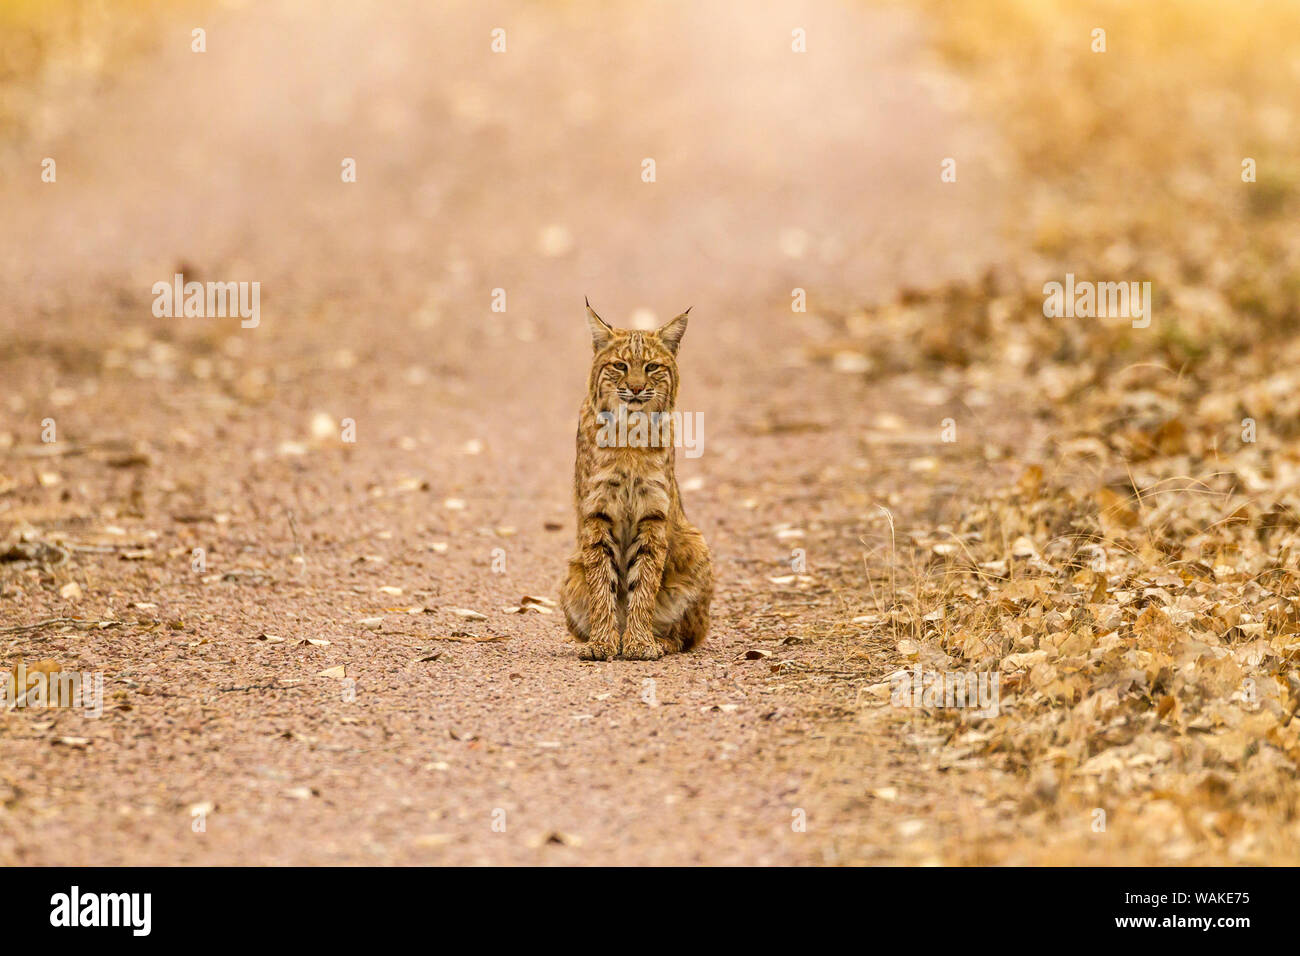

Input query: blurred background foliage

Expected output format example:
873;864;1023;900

901;0;1300;356
0;0;196;147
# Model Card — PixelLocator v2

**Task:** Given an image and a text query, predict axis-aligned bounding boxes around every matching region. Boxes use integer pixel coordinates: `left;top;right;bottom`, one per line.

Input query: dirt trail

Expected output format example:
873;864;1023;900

0;0;1001;863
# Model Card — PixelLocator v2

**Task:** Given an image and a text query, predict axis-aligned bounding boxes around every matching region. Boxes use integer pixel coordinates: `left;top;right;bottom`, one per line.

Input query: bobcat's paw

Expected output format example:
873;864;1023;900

620;633;663;661
579;634;619;661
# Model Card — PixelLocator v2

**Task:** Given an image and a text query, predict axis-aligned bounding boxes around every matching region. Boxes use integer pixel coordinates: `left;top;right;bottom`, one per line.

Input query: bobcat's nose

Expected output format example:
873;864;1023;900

629;384;646;395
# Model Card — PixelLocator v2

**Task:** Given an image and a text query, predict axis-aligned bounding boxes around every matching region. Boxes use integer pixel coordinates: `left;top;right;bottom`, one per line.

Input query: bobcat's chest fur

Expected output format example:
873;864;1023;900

583;451;672;624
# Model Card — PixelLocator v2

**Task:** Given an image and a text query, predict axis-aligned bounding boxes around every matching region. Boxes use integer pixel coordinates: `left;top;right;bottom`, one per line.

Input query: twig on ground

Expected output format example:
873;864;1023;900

0;617;125;636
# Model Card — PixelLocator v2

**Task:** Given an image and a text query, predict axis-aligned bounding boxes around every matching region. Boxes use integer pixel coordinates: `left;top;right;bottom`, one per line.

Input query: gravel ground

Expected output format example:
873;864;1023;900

0;0;1000;864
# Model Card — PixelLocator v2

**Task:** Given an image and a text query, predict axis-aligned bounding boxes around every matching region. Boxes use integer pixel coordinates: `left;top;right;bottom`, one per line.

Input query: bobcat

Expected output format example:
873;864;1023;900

560;300;713;660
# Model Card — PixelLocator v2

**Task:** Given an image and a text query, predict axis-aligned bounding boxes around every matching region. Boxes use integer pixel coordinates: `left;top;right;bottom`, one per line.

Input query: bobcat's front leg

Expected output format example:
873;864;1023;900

578;511;621;660
621;513;667;660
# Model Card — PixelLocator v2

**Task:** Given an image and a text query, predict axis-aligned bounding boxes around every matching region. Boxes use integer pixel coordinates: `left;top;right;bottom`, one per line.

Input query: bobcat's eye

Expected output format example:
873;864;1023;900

612;362;628;372
645;363;661;373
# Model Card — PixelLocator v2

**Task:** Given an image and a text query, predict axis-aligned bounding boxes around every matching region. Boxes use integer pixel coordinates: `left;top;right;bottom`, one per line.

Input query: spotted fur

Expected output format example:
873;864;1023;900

559;300;713;660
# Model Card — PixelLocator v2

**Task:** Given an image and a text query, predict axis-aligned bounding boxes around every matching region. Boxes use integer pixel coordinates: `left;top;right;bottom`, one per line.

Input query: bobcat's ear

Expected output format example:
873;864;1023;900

656;308;691;355
585;297;615;352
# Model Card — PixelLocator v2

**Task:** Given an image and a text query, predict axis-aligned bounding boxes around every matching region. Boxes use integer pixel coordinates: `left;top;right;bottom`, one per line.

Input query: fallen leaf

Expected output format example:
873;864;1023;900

448;608;487;620
413;833;455;848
